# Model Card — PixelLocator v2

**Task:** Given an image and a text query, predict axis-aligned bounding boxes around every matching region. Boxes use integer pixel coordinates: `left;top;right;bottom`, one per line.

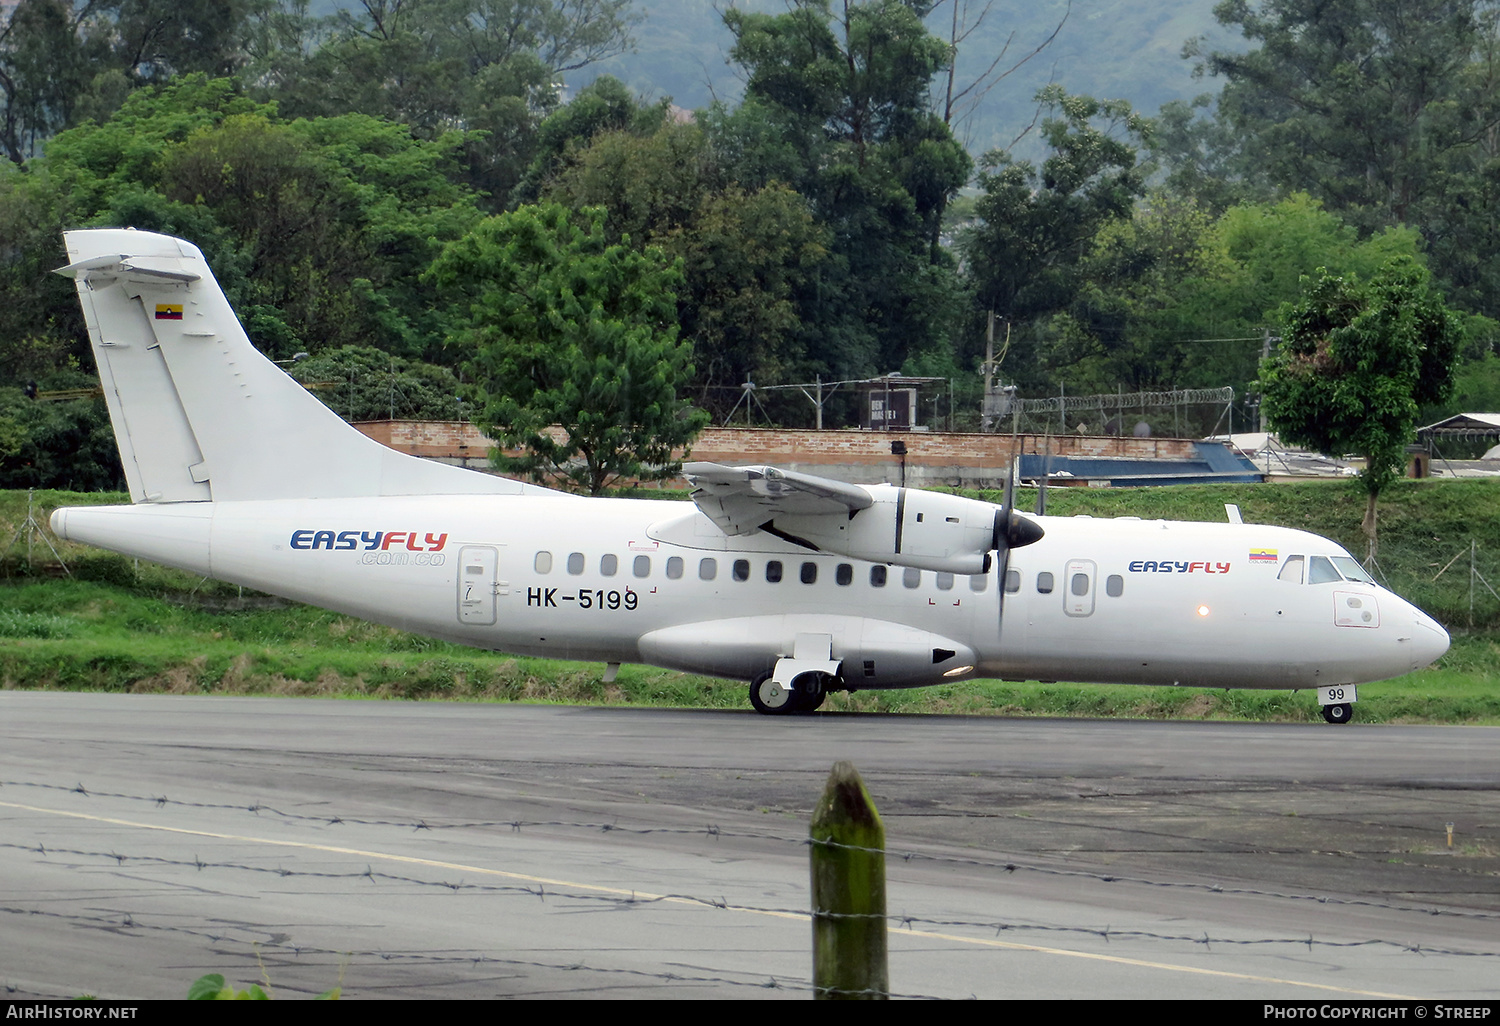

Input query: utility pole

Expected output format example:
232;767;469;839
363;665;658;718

1259;332;1273;433
981;311;995;432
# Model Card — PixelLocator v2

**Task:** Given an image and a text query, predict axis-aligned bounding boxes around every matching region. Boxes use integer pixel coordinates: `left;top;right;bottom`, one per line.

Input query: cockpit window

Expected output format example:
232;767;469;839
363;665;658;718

1278;555;1304;584
1331;556;1374;584
1308;555;1342;584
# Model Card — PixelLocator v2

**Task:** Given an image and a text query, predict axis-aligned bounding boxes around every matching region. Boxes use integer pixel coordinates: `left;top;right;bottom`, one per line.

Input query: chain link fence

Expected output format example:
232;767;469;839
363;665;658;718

1361;536;1500;629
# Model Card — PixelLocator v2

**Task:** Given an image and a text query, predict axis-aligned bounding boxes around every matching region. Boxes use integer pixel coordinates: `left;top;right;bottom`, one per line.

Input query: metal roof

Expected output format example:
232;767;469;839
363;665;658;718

1418;413;1500;436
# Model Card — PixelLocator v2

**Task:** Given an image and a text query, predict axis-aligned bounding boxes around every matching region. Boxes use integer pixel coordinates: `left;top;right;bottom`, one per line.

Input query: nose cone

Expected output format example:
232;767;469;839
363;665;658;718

1407;607;1450;669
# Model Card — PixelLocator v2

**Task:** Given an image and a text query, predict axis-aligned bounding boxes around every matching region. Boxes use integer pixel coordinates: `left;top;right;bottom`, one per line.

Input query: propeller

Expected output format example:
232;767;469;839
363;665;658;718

992;455;1044;636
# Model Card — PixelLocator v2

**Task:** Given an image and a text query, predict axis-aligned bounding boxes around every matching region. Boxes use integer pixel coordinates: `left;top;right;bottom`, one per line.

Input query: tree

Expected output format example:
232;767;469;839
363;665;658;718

1195;0;1500;317
287;346;473;422
1203;0;1497;225
0;0;94;163
1056;191;1243;395
426;203;708;494
960;86;1149;390
1260;260;1463;550
261;1;637;209
1057;193;1427;400
933;0;1070;142
0;0;271;164
22;76;488;362
717;0;972;378
511;75;670;205
0;378;124;491
540;119;830;417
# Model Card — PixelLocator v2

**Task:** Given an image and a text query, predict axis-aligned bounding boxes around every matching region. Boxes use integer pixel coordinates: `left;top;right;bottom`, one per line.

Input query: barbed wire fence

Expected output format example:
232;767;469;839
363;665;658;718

4;778;1497;952
1004;386;1241;441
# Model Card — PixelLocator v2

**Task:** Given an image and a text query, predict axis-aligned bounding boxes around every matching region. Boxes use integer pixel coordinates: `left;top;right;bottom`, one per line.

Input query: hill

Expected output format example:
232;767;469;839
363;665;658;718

576;0;1233;158
309;1;1233;158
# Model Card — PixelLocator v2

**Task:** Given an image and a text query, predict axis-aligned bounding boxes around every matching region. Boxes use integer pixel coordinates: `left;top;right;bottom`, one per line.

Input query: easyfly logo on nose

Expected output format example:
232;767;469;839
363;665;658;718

289;530;449;552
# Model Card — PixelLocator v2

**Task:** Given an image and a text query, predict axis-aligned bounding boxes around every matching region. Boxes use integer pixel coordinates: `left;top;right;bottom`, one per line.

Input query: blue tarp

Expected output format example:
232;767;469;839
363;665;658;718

1018;442;1262;487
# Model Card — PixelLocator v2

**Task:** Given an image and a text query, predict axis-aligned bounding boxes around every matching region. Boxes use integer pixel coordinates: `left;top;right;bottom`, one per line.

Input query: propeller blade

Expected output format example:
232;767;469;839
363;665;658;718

997;455;1044;637
998;457;1017;633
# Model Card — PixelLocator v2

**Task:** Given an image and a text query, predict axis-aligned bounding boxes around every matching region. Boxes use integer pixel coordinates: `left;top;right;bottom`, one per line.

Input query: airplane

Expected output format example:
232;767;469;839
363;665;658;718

47;228;1451;723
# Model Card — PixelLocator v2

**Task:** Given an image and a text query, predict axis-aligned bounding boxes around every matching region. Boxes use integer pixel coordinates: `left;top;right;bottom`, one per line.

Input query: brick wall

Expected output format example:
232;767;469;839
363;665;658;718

354;421;1201;488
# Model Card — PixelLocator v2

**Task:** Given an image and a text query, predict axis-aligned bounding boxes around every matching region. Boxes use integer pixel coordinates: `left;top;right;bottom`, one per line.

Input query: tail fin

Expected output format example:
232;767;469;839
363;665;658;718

57;228;542;503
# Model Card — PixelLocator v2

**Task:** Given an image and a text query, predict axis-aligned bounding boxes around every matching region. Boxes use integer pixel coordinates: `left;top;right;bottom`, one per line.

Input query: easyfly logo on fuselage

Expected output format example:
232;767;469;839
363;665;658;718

290;530;449;552
1127;560;1231;574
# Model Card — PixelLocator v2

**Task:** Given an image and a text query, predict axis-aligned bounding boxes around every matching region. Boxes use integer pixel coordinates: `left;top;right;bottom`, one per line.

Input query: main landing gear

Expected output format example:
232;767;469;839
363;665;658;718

749;670;832;715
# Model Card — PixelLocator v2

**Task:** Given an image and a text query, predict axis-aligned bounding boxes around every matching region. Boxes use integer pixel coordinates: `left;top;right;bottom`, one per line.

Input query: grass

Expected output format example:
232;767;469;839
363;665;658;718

2;482;1499;723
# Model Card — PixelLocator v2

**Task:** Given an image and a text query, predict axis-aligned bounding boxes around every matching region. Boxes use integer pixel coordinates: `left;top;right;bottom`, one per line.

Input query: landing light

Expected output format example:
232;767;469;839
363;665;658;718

943;665;974;678
1197;605;1211;617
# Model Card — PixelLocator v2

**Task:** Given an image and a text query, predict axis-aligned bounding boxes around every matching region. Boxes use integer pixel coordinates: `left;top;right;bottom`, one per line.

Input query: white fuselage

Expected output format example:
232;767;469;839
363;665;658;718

52;494;1451;693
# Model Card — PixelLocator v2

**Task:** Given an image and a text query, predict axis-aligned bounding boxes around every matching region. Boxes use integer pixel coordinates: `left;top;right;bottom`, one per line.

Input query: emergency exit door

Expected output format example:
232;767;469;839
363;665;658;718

1064;558;1096;617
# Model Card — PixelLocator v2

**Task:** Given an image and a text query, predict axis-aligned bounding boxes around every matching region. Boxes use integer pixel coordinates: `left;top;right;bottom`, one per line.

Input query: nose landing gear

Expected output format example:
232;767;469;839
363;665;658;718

1322;702;1353;724
1317;685;1356;725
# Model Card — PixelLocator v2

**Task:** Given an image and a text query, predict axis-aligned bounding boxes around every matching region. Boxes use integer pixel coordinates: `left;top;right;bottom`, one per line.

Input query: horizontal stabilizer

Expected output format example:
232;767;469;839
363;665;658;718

56;253;202;284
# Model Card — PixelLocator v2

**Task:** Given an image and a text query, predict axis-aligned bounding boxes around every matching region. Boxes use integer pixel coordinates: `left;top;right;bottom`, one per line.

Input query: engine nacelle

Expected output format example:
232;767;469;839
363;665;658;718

772;485;999;575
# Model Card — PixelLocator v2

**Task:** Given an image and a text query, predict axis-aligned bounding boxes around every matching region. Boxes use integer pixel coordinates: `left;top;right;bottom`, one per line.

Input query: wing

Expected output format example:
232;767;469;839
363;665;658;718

681;462;873;537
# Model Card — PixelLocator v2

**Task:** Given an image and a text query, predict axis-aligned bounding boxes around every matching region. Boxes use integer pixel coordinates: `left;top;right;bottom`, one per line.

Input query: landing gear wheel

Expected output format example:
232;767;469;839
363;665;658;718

790;672;829;713
749;672;795;715
1322;702;1353;724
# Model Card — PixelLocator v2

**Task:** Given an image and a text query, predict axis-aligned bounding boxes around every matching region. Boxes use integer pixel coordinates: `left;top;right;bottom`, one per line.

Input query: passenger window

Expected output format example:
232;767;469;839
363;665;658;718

1071;573;1089;596
566;552;584;575
766;560;783;583
870;566;888;587
733;559;750;582
1005;569;1020;593
1278;555;1304;584
903;568;921;589
801;562;818;584
936;572;954;591
970;573;987;592
1106;574;1124;597
534;551;552;573
1037;572;1054;594
633;555;651;578
600;553;618;576
1308;555;1341;585
698;558;717;581
666;556;683;579
836;563;853;586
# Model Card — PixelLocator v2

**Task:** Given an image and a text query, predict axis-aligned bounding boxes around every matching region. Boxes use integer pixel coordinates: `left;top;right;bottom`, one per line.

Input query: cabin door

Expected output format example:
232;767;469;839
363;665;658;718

457;545;501;625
